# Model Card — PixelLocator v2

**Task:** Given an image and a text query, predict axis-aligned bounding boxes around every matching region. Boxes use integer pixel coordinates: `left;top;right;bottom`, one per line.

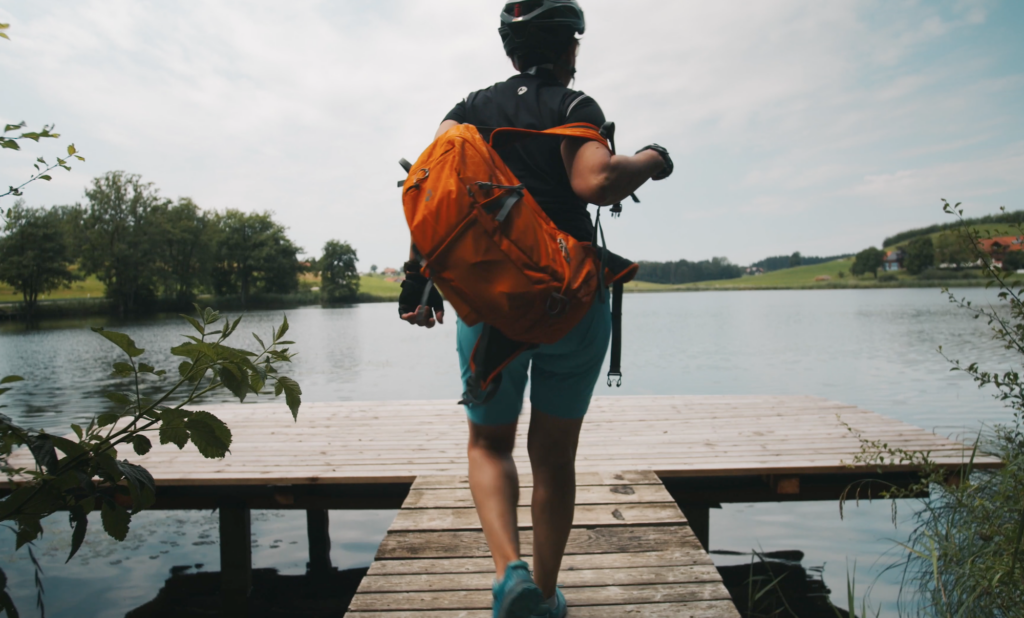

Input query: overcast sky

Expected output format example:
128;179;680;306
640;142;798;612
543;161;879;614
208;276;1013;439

1;0;1022;268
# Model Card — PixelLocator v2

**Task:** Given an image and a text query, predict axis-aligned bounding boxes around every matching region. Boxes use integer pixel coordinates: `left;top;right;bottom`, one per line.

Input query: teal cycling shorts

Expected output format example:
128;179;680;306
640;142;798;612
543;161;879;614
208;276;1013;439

456;298;612;426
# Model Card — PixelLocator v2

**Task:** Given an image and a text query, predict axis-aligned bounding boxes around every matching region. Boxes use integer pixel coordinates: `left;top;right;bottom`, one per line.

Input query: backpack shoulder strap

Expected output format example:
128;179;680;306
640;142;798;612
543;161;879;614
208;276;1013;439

488;123;610;150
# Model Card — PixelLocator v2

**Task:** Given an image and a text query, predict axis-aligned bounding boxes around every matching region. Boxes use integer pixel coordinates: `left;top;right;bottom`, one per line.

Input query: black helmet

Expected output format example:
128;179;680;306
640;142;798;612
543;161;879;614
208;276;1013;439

500;0;585;34
499;1;585;66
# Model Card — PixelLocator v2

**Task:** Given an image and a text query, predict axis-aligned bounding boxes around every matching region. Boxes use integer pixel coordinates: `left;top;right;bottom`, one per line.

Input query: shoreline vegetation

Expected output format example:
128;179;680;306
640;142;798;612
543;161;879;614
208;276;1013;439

2;260;1005;322
0;274;402;320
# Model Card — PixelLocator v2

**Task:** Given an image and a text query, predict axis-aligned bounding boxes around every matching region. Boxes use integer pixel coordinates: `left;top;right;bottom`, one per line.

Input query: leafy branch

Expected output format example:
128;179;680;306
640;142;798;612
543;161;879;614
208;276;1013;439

0;306;302;616
1;123;86;206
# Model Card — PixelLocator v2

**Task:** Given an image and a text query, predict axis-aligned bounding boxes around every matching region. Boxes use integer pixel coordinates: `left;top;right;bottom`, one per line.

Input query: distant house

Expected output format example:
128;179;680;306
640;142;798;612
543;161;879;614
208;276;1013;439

382;267;399;276
744;266;765;276
977;236;1024;265
882;250;905;272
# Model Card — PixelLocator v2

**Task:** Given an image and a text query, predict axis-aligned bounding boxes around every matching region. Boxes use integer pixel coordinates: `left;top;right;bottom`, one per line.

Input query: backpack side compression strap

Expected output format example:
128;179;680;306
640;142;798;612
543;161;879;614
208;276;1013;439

489;123;610;151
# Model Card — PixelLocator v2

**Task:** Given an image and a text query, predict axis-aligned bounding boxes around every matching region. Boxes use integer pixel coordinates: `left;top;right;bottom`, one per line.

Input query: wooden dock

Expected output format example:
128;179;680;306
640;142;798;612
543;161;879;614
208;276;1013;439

71;395;994;486
348;471;738;618
4;395;997;615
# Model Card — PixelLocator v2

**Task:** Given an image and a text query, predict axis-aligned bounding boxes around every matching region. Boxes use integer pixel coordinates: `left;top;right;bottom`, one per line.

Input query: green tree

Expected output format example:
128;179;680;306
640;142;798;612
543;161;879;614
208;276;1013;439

51;203;86;260
319;240;360;303
904;236;935;275
0;202;79;318
152;198;213;305
370;264;378;274
80;172;165;316
850;247;884;278
211;210;303;306
934;231;974;268
1001;249;1024;271
788;251;802;268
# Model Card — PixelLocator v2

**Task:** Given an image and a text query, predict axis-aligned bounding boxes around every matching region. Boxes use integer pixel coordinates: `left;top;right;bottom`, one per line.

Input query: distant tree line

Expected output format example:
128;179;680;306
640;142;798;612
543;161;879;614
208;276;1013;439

0;171;360;318
751;252;854;272
635;257;743;285
882;209;1024;248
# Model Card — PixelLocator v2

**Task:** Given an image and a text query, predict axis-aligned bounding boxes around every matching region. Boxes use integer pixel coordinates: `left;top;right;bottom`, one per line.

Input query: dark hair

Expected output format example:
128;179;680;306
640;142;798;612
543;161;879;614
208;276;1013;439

509;25;578;70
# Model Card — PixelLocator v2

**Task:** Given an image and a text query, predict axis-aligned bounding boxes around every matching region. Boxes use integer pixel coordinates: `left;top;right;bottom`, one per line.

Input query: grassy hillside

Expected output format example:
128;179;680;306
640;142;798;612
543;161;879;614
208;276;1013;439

883;224;1024;252
624;259;854;291
623;258;1002;291
358;275;401;301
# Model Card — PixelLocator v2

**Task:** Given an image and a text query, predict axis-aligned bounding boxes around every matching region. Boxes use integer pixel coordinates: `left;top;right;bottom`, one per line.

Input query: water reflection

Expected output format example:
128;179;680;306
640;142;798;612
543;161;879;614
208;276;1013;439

0;288;1013;615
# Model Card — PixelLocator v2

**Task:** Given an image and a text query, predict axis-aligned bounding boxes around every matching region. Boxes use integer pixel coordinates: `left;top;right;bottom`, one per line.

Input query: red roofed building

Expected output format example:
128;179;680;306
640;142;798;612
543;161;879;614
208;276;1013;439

977;236;1024;261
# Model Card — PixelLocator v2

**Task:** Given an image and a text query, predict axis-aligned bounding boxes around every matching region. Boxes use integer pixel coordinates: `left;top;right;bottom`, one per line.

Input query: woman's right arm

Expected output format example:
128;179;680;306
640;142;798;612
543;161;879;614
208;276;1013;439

561;138;667;206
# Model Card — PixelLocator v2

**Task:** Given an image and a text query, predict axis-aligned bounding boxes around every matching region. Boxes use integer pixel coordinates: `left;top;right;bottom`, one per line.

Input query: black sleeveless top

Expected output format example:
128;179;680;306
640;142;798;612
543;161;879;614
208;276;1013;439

443;68;606;243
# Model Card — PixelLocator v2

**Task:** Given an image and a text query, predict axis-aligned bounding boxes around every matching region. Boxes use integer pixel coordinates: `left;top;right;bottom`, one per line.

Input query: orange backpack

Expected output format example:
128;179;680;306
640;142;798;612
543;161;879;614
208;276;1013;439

401;122;612;345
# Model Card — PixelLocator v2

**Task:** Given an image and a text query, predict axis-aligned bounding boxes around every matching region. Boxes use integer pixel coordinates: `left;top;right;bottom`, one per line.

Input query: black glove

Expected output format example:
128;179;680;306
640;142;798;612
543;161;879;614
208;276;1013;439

636;144;673;181
398;261;444;322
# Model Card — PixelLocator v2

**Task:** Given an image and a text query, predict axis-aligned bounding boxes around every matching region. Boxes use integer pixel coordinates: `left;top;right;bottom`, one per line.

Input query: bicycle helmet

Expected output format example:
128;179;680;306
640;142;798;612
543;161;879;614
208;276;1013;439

499;1;585;67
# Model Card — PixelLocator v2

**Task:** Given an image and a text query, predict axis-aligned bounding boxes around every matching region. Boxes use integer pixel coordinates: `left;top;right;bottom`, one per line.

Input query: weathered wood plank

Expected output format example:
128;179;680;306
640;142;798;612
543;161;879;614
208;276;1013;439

375;525;708;560
348;582;732;611
388;503;685;531
359;565;723;593
410;471;660;490
365;550;713;576
403;484;674;509
348;600;741;617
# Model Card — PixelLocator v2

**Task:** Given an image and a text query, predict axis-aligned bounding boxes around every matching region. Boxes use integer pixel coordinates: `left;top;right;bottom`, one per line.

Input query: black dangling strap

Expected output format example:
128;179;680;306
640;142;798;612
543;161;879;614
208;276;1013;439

594;209;609;304
607;281;624;387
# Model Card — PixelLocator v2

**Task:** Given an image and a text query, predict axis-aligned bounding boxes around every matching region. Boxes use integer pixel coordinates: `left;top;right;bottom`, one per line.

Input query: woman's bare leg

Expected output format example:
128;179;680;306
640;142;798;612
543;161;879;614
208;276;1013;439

527;408;584;599
467;419;522;579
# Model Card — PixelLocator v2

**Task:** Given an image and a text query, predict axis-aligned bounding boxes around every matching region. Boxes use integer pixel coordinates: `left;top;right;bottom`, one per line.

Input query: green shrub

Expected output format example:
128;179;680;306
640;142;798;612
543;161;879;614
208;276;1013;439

916;268;980;281
845;202;1024;616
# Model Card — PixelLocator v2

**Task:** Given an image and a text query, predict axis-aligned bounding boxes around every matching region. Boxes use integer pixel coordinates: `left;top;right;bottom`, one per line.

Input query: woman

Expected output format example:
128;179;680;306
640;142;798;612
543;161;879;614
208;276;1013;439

400;2;672;616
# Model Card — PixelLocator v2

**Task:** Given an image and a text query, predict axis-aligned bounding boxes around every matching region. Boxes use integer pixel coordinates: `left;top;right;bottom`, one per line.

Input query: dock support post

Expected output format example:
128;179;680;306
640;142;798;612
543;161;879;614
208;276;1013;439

681;504;711;551
219;499;252;615
307;509;332;577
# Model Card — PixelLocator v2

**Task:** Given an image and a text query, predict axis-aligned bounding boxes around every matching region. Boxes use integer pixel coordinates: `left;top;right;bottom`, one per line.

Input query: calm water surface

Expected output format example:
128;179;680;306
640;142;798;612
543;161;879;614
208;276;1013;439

0;288;1014;616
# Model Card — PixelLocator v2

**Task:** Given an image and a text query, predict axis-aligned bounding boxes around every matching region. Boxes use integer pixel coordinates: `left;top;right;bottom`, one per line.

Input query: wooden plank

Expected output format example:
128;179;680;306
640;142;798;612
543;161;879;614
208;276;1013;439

375;525;708;560
366;550;713;576
388;503;685;531
348;600;740;617
348;582;732;611
403;485;675;509
410;471;661;490
358;565;723;593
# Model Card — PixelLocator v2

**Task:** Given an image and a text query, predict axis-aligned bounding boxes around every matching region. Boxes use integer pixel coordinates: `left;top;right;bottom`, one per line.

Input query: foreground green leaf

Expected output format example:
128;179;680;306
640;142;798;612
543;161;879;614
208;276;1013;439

100;501;130;541
116;460;156;512
66;507;88;563
185;411;232;459
276;376;302;420
91;328;145;358
132;435;152;456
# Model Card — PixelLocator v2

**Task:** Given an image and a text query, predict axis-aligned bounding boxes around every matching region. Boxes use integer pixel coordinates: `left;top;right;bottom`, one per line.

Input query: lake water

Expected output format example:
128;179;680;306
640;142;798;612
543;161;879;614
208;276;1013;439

0;288;1014;616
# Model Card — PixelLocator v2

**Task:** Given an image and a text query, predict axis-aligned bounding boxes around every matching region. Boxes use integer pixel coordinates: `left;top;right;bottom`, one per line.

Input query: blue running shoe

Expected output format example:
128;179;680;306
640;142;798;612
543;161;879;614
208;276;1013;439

492;561;544;618
531;588;567;618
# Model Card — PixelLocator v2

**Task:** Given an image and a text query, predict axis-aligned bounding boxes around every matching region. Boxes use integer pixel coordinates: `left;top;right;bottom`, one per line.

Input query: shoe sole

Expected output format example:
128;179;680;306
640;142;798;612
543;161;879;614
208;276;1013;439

499;579;544;618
